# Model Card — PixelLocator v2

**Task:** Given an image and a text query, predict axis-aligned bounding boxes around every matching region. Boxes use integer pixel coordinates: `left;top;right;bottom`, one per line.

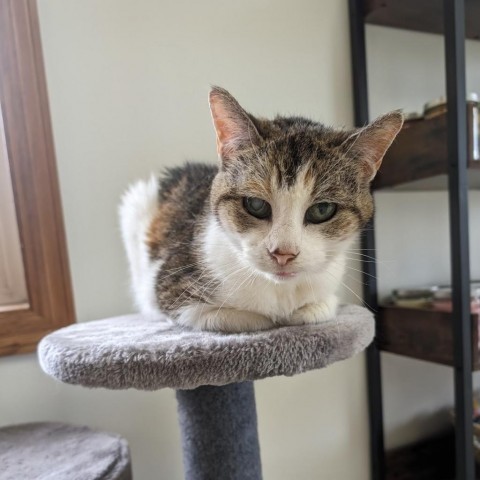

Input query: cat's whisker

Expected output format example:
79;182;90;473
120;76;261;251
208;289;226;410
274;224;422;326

324;254;379;279
330;259;378;280
191;262;250;313
341;256;373;262
155;263;203;282
341;250;379;258
211;267;255;323
170;261;245;311
248;271;258;289
328;248;377;251
167;270;210;312
324;267;375;312
156;258;240;285
342;256;393;265
325;249;379;257
166;261;223;310
157;262;200;273
342;271;368;286
343;265;377;280
306;274;318;305
341;252;394;264
343;255;384;263
326;255;390;266
184;265;216;299
206;274;247;321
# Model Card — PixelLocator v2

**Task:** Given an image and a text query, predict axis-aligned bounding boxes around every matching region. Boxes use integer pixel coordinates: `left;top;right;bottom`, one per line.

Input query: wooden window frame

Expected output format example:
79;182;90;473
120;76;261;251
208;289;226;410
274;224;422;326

0;0;75;356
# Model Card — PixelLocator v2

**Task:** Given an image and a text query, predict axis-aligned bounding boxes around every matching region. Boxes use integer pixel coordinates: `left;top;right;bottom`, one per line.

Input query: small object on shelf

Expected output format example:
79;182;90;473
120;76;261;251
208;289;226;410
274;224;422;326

391;286;437;308
431;284;480;313
470;93;480;160
390;282;480;312
433;282;480;300
423;93;480;160
423;96;447;119
391;297;431;309
392;287;438;298
404;111;423;122
432;298;480;314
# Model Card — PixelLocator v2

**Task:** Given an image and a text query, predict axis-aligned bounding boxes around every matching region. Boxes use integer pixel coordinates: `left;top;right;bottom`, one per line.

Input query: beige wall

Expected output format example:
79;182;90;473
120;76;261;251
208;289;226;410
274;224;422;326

2;1;480;479
1;1;368;479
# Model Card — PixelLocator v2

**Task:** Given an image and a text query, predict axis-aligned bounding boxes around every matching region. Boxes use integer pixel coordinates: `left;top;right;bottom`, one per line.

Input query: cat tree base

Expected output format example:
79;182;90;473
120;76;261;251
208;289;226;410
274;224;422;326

38;305;374;479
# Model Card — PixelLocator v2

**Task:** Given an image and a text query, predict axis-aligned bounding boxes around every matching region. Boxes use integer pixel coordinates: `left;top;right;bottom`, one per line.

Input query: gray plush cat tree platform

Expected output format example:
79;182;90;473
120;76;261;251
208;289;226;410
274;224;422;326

0;422;132;480
38;304;373;480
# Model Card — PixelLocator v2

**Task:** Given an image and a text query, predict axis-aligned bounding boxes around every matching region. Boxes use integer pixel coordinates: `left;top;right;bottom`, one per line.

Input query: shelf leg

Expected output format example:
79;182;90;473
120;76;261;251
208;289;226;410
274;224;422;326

348;1;386;479
443;1;475;479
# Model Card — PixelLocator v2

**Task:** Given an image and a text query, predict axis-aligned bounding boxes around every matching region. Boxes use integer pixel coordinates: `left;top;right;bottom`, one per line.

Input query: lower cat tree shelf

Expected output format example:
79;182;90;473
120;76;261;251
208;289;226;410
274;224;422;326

38;305;373;480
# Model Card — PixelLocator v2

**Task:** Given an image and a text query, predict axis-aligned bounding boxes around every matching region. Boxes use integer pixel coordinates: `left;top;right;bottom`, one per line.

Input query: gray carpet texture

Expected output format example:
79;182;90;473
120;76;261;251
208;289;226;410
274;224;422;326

38;305;374;391
0;422;132;480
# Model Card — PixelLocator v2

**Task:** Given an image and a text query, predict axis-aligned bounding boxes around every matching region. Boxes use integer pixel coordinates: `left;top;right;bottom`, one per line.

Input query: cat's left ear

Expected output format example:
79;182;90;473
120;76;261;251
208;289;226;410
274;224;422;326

209;86;262;163
342;111;404;181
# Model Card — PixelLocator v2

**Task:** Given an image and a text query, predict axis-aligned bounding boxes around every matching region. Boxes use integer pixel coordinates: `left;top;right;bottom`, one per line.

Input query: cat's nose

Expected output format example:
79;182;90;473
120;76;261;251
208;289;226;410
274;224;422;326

269;248;299;266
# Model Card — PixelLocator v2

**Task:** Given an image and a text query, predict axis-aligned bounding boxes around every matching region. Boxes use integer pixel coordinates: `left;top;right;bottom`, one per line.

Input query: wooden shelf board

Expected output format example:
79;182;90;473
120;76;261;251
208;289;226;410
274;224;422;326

377;306;480;370
365;0;480;41
376;169;480;192
373;104;480;191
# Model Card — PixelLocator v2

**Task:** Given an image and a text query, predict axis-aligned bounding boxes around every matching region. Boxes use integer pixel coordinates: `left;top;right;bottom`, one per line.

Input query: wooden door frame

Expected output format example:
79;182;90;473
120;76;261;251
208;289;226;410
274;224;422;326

0;0;75;355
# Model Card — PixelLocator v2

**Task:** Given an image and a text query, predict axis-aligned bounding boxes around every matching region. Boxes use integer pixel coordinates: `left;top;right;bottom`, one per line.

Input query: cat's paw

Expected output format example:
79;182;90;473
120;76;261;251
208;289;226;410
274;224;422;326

177;304;275;332
289;297;338;326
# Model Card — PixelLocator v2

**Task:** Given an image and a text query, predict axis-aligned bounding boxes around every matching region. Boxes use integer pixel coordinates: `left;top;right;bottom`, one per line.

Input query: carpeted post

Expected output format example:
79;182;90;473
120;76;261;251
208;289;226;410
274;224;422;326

176;381;262;480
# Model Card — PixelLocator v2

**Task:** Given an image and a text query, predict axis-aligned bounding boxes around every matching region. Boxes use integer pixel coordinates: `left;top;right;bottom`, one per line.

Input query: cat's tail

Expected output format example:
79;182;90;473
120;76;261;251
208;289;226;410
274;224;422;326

118;175;163;318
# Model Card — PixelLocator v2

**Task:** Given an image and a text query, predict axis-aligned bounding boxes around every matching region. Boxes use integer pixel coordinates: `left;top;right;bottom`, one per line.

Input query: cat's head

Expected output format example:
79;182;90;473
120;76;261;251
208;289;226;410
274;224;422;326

208;86;402;282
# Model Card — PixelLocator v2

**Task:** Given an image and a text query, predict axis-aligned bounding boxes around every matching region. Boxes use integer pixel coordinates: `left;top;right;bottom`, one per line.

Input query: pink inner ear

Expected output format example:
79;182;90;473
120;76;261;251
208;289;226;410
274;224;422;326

209;89;262;160
353;112;404;180
213;116;236;146
209;96;238;156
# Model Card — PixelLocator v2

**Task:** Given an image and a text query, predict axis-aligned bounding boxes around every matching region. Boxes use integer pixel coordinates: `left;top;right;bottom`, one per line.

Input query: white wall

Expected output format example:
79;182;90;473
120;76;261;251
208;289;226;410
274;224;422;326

1;1;369;480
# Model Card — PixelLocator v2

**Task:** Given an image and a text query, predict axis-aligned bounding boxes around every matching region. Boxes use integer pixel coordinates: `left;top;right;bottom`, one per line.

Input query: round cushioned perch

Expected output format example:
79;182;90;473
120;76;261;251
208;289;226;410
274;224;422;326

38;304;373;480
0;422;132;480
38;305;373;391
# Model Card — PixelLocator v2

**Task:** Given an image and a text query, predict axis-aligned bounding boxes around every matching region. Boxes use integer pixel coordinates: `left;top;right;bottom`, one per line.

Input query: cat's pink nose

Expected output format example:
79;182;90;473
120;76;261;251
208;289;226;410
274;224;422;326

269;248;298;266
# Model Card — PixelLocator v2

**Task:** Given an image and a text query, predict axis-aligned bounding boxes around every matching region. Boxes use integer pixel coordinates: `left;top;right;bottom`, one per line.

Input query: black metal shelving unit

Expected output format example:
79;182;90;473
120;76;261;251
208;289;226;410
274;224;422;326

348;1;474;479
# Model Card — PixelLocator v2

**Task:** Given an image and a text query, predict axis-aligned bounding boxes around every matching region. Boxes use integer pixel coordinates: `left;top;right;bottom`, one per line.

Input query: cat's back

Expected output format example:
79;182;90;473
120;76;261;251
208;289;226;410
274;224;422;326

158;162;218;220
120;162;217;259
119;162;217;315
147;163;217;256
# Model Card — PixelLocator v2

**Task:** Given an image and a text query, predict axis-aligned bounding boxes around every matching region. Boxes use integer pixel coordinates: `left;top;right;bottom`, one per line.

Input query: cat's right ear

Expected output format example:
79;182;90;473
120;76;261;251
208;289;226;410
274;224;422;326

341;111;404;181
209;86;262;163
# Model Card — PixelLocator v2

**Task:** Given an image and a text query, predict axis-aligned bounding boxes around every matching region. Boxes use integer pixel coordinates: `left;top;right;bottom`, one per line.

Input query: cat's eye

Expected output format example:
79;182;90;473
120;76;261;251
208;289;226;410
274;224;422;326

243;197;271;219
305;202;337;224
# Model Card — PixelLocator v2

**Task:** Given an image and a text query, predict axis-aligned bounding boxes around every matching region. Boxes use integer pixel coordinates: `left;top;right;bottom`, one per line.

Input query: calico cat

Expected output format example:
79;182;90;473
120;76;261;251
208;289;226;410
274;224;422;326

119;86;402;332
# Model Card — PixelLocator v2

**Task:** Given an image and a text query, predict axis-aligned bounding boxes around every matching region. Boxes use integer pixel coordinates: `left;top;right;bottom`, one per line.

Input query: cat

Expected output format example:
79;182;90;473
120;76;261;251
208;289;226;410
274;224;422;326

119;86;402;332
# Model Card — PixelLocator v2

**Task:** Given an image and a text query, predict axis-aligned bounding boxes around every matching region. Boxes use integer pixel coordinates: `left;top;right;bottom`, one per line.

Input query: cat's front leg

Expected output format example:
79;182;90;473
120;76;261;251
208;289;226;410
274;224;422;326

288;295;339;326
177;304;275;333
